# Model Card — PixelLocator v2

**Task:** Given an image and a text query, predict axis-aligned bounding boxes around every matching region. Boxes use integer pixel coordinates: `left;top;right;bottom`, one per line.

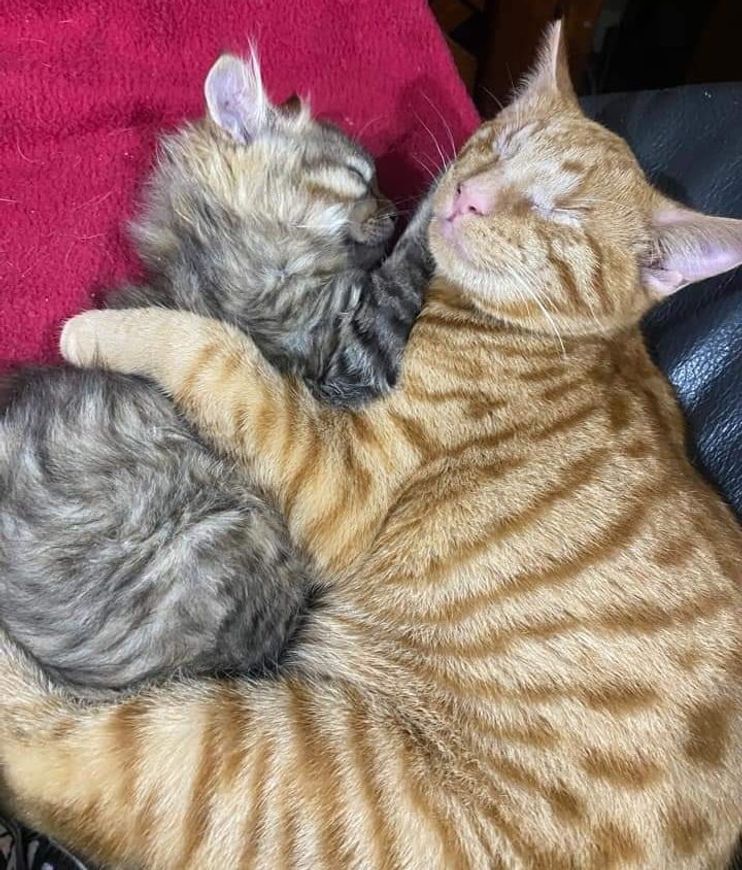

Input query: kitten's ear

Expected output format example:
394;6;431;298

278;92;312;123
524;19;578;104
642;203;742;296
281;94;303;114
204;52;272;143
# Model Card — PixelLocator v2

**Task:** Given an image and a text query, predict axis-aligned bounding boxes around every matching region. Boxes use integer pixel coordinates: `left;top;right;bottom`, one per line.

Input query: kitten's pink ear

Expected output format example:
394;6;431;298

524;19;578;104
204;52;272;143
643;204;742;296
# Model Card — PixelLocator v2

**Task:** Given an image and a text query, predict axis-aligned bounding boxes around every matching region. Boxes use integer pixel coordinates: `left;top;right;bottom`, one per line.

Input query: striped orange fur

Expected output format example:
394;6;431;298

1;21;741;869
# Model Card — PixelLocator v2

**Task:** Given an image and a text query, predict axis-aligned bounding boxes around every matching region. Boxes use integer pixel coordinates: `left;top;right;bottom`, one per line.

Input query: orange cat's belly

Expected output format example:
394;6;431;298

365;429;740;656
348;427;742;864
363;427;741;672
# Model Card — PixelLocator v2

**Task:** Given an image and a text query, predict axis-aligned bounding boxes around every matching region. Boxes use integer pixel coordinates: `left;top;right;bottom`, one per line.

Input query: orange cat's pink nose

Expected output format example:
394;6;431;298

447;181;493;219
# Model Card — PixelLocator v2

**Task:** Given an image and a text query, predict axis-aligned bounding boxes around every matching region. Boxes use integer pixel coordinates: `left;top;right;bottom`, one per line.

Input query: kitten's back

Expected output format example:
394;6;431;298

0;367;313;690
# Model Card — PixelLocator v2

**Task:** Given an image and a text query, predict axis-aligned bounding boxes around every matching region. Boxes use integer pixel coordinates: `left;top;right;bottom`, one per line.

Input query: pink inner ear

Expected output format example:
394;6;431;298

649;207;742;294
641;267;684;296
668;236;742;282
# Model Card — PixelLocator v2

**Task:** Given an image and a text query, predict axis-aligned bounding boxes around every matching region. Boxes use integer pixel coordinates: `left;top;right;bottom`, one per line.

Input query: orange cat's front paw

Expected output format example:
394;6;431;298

60;311;106;368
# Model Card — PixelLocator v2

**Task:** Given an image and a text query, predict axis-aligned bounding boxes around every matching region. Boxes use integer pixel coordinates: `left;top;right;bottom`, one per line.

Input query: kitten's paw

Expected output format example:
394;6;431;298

60;311;108;367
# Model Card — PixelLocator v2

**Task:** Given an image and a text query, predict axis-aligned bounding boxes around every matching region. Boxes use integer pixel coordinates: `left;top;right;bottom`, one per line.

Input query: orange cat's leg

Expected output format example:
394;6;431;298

0;624;425;870
60;309;401;573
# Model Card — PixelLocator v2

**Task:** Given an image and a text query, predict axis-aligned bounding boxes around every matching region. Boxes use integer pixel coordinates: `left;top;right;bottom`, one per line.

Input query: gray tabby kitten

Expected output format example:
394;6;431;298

0;53;432;693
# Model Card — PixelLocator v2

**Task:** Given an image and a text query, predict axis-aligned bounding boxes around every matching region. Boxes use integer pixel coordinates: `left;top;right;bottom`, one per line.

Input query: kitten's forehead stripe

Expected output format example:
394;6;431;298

305;164;368;201
345;159;373;183
562;160;585;174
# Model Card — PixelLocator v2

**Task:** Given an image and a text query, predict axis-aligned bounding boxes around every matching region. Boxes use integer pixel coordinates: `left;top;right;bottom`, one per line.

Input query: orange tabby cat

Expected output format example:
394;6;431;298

1;22;741;869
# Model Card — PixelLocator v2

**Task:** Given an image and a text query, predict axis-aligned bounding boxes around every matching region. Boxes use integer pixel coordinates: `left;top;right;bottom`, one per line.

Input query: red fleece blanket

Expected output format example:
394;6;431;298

0;0;478;367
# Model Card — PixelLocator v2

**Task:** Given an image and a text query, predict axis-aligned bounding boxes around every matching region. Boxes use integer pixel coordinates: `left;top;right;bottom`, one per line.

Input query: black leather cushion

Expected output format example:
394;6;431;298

583;85;742;519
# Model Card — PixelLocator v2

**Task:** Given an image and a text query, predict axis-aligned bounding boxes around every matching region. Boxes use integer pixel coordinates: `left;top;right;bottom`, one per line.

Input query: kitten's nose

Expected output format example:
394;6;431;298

447;181;492;219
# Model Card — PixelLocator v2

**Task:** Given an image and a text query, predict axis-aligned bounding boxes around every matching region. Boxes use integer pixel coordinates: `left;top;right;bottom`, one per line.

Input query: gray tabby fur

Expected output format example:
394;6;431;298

0;53;432;694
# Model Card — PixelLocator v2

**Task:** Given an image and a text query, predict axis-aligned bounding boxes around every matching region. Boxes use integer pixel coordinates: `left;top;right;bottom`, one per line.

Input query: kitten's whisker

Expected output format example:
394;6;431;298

421;92;457;161
355;114;383;141
581;292;608;337
526;288;567;358
512;259;560;315
414;111;449;174
506;63;516;98
479;85;504;112
523;267;560;314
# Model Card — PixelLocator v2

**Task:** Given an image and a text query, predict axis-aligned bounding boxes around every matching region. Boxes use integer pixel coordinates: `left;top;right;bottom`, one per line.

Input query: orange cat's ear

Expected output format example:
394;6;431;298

523;19;578;105
204;50;273;143
642;202;742;296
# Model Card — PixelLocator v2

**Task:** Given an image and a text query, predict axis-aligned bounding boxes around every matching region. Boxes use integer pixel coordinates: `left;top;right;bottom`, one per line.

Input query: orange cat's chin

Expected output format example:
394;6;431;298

430;214;477;268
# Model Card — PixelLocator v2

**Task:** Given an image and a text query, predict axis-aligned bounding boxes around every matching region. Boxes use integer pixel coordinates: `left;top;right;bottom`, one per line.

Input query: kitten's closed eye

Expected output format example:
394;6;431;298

345;163;371;187
346;162;372;186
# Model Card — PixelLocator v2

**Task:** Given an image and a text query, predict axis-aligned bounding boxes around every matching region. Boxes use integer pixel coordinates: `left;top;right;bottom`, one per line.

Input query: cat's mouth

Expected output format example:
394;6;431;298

433;213;476;264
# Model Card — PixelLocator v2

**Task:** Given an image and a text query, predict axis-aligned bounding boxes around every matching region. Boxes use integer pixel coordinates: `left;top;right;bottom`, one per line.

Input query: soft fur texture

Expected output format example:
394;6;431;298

114;53;432;407
2;25;741;869
0;54;432;693
1;0;479;367
0;367;315;691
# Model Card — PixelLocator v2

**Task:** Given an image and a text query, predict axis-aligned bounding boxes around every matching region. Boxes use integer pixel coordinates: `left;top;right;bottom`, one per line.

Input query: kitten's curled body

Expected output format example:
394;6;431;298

0;368;316;690
1;25;740;869
118;110;425;406
0;54;432;692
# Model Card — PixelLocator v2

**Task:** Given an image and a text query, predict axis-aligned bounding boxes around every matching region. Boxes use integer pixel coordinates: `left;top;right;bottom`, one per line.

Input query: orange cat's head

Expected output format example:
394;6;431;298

430;21;742;336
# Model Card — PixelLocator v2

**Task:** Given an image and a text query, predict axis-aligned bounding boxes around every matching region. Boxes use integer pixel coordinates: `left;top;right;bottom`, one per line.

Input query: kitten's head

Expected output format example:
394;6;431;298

430;22;742;336
146;52;395;274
